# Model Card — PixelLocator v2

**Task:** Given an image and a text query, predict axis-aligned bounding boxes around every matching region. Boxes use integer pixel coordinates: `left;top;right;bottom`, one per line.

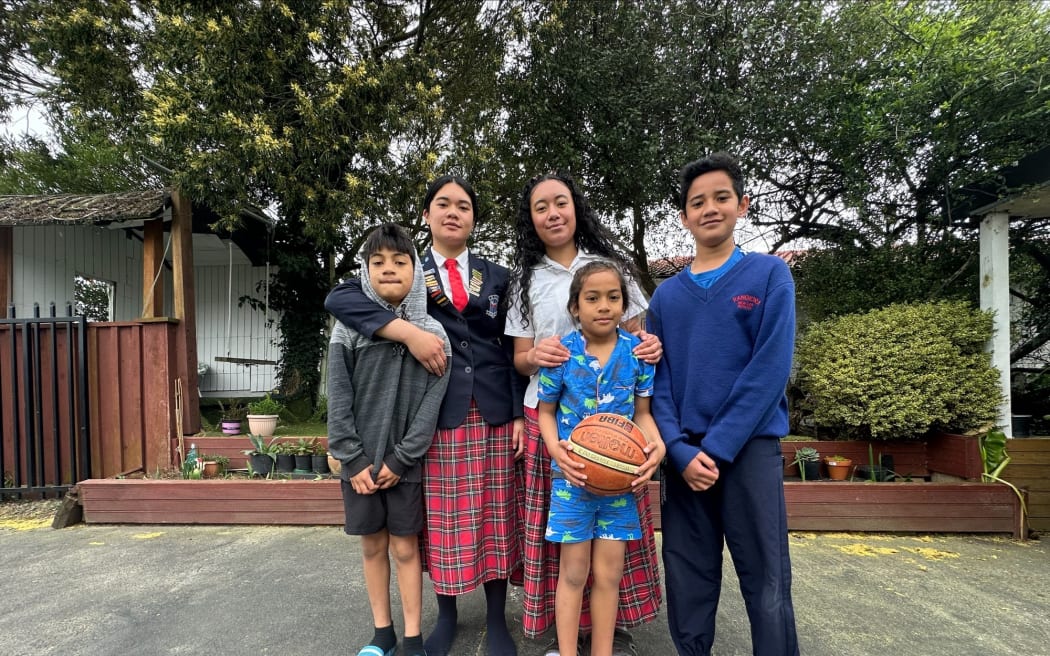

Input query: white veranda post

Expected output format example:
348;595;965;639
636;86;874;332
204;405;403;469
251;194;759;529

979;212;1013;436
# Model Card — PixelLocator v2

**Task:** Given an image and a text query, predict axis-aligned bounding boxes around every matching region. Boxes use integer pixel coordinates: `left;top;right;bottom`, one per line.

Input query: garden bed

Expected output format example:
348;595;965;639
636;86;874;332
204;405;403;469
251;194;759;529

77;477;1026;538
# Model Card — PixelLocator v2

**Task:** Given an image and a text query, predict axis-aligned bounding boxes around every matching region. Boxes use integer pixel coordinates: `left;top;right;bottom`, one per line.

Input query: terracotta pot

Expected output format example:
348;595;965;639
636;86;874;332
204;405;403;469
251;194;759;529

824;459;853;481
202;461;221;478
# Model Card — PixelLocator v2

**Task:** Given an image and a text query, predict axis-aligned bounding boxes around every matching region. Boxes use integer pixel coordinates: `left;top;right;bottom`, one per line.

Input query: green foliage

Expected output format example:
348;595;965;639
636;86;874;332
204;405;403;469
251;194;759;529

199;454;229;473
792;446;820;464
793;240;978;325
293;437;317;456
248;393;285;416
217;398;248;421
243;434;280;458
309;395;328;423
73;275;112;322
792;446;819;481
794;301;1003;441
980;430;1010;479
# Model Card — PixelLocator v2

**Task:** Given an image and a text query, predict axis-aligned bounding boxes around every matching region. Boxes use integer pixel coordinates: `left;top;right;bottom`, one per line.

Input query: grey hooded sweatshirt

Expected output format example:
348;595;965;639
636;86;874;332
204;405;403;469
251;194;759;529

326;250;451;483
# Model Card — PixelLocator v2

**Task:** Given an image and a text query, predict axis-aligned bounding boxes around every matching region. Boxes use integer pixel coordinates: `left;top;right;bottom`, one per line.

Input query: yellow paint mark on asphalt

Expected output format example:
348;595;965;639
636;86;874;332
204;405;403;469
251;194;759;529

89;541;105;546
823;532;906;541
0;518;51;531
132;531;165;540
903;547;959;561
836;543;899;557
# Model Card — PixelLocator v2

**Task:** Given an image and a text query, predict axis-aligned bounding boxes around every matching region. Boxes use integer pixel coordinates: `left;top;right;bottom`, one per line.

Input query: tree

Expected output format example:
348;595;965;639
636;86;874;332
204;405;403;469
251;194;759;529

746;0;1050;250
16;0;514;400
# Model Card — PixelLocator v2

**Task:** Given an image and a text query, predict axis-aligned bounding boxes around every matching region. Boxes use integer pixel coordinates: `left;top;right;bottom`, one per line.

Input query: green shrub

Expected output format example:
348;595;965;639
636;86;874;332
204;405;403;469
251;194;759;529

248;393;285;416
310;395;328;423
793;300;1002;441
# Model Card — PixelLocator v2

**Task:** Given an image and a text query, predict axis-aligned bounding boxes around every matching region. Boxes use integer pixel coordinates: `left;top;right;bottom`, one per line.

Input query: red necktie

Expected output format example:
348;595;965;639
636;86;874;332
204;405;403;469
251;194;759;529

444;259;468;311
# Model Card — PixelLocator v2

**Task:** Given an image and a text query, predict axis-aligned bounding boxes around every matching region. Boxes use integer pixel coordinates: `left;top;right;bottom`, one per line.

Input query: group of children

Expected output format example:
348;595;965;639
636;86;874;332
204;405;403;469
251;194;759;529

324;154;800;656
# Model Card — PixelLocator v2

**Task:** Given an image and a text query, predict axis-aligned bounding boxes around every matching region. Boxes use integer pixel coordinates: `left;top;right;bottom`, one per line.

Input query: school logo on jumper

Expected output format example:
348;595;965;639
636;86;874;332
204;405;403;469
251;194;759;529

732;294;761;310
486;294;500;318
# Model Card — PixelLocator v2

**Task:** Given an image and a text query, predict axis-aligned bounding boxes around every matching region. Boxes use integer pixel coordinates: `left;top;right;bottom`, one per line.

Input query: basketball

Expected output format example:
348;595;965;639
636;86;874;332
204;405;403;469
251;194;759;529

567;413;650;496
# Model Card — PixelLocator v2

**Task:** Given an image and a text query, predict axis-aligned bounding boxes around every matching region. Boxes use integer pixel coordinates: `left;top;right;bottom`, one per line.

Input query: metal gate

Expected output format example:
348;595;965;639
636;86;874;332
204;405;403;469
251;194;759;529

1;303;90;498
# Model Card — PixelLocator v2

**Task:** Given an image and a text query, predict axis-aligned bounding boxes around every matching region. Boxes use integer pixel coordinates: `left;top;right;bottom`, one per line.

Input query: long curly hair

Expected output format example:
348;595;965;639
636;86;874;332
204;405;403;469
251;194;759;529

508;172;637;328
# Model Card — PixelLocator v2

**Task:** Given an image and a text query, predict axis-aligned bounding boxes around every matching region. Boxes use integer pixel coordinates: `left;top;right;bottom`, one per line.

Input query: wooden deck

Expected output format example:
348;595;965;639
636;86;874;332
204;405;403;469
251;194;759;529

78;477;1026;538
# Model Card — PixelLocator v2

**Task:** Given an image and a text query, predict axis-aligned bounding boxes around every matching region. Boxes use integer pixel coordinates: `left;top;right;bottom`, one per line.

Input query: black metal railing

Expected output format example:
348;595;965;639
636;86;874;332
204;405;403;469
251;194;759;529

1;303;90;498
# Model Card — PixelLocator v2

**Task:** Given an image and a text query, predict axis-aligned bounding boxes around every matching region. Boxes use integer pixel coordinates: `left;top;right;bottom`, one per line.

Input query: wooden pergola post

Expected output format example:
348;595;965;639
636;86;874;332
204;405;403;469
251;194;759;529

979;212;1014;436
141;217;165;318
170;189;200;434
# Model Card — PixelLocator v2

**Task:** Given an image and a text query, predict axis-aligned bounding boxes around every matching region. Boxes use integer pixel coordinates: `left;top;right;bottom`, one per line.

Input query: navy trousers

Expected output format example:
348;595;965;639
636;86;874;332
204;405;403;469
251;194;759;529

661;435;799;656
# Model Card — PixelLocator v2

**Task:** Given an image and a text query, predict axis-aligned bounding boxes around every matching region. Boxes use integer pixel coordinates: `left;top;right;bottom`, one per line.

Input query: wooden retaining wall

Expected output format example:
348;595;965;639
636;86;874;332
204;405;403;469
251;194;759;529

1001;438;1050;533
79;479;344;525
79;477;1025;538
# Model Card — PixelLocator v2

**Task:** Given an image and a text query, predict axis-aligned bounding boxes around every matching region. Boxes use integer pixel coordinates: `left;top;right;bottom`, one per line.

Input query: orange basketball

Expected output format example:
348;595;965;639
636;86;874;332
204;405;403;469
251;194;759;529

567;413;650;496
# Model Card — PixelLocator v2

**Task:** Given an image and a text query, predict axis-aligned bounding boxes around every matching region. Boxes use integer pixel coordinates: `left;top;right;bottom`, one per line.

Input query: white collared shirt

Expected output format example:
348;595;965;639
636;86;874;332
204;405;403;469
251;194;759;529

504;249;648;407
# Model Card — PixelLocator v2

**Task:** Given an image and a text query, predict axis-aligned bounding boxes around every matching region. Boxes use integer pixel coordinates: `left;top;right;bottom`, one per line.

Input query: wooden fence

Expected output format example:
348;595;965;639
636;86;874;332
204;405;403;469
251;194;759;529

2;320;182;488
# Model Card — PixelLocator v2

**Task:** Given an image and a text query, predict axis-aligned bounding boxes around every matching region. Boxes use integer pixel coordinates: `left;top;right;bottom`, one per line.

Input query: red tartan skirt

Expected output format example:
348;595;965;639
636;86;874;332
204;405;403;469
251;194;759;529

516;407;662;638
421;400;522;596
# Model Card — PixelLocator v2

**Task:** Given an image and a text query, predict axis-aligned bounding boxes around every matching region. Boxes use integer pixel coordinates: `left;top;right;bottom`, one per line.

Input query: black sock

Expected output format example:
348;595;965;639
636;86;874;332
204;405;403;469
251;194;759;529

484;579;517;655
403;633;425;656
371;624;396;653
423;594;458;655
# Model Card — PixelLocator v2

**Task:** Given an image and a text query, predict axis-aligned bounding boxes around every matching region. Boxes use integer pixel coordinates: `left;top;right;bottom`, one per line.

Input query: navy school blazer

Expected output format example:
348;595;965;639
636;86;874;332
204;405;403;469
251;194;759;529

324;248;525;430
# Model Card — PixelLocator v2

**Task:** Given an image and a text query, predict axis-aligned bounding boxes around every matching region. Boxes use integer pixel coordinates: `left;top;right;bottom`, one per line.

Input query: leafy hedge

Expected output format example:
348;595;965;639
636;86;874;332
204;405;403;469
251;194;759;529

793;301;1002;441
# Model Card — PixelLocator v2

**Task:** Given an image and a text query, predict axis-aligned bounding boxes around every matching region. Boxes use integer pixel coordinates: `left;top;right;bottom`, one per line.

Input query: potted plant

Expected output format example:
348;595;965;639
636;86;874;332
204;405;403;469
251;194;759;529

243;433;279;477
855;443;894;482
793;446;821;481
199;454;229;478
274;441;296;473
217;398;247;435
246;393;285;437
293;437;317;472
311;440;331;475
823;455;853;481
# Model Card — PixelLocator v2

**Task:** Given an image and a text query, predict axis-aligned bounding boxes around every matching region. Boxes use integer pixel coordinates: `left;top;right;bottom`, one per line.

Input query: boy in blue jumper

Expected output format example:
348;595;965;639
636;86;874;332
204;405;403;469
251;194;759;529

648;153;799;656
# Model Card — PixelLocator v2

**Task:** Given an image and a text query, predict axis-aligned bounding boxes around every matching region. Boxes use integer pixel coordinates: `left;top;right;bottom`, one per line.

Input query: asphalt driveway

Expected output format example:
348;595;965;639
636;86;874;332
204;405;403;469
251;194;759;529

1;515;1047;655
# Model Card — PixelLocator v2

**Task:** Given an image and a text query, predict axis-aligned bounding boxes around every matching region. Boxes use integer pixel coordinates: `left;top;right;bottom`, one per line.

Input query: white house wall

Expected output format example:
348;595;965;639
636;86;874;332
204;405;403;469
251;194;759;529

195;263;280;396
11;224;280;395
10;224;161;320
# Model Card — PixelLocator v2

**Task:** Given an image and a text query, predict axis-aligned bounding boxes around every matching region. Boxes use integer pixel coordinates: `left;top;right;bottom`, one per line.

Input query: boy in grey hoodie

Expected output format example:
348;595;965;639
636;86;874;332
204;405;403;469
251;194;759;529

327;223;451;656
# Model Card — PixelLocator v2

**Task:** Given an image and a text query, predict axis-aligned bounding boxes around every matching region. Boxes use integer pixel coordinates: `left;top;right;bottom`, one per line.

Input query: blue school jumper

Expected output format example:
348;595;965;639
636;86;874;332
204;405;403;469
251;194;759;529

648;252;799;656
324;248;524;429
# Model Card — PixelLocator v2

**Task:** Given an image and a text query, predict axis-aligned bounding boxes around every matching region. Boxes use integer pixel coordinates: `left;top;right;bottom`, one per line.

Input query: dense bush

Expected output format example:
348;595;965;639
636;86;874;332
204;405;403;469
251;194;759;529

792;301;1002;441
791;241;978;326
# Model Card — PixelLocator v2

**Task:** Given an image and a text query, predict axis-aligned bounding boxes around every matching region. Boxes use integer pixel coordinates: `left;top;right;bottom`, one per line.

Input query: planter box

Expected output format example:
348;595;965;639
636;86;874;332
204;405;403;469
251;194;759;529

79;479;344;525
926;431;983;479
781;440;929;479
784;481;1025;538
178;436;329;470
79;478;1025;538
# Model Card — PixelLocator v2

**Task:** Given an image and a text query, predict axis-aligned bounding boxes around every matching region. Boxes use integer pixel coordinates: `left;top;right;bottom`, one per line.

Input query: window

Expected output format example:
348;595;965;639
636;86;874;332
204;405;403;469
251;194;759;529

74;274;114;322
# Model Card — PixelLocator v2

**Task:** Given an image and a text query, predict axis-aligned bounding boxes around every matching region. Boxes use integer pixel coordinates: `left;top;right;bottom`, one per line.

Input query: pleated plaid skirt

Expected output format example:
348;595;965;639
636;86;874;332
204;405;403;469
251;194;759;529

421;400;522;596
517;407;663;638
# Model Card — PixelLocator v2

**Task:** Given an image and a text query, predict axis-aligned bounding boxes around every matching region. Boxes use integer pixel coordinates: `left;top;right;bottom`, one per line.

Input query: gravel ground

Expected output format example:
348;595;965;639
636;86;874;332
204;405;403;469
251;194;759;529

0;498;63;525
